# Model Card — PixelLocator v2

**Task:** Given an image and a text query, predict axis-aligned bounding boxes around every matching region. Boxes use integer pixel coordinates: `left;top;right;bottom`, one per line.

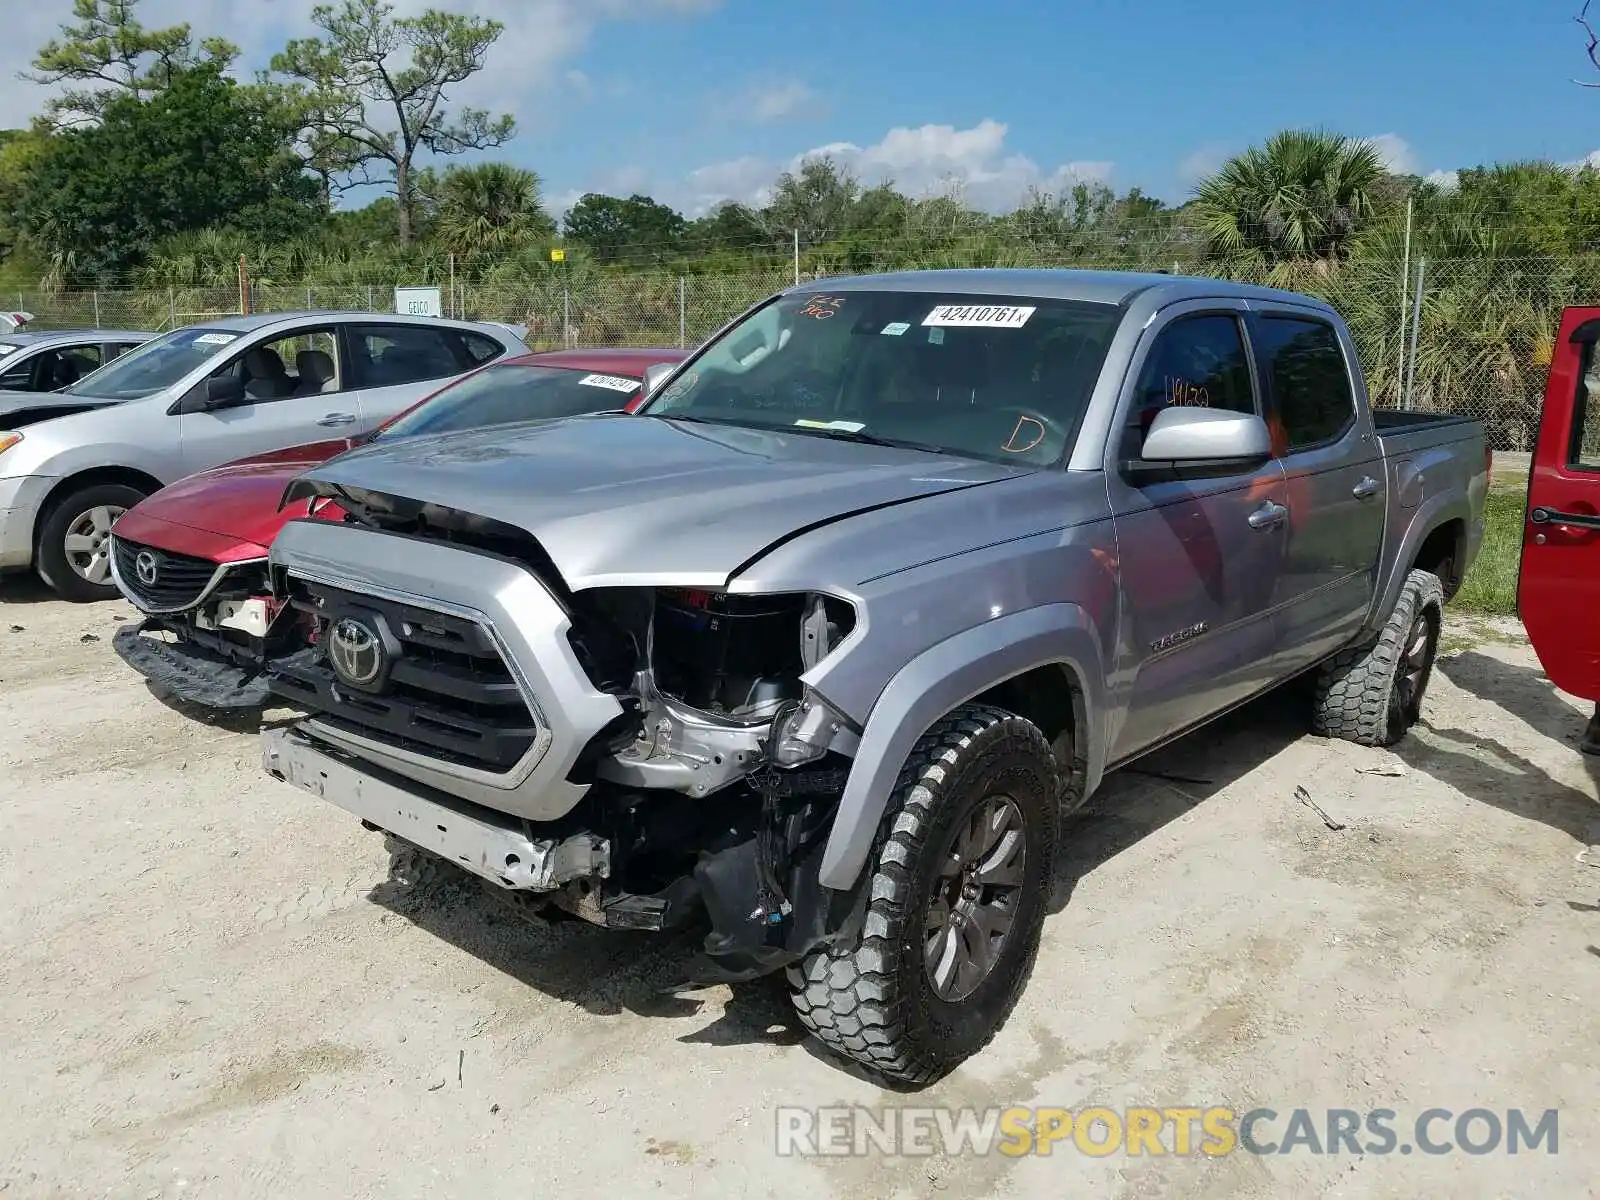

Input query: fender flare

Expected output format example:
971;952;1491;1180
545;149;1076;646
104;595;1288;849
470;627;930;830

817;602;1107;891
1365;490;1470;635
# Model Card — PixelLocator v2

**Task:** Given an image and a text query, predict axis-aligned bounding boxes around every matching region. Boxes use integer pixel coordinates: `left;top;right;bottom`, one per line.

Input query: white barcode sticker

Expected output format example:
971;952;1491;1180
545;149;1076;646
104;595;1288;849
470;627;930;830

194;332;239;346
922;304;1036;329
578;373;640;393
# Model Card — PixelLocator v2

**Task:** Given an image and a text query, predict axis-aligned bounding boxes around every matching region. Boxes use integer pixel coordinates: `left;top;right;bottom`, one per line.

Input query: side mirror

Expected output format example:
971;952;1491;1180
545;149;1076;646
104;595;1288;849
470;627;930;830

1130;407;1272;473
640;362;676;398
204;374;247;409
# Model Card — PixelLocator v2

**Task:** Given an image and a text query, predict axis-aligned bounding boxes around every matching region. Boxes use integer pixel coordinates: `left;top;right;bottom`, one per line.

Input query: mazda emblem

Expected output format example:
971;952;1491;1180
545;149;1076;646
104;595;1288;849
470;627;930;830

134;550;159;586
328;617;384;687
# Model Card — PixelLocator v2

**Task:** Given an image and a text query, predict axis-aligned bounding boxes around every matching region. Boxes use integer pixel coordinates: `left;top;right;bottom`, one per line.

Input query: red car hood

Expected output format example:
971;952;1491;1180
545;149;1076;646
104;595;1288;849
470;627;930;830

113;455;339;563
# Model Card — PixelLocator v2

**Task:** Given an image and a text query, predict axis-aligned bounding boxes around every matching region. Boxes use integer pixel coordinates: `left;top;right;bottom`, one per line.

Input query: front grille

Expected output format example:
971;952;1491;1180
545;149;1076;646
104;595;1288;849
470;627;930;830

112;535;223;612
267;578;538;773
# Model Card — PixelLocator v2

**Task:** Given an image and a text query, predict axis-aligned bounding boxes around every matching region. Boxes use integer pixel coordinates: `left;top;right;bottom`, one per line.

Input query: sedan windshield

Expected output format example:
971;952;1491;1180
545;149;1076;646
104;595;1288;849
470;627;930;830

60;326;243;400
637;290;1121;465
377;362;642;439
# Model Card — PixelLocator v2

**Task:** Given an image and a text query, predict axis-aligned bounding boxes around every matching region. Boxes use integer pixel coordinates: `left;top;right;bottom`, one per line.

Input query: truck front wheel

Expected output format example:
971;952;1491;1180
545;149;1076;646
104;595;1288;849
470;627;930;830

1311;567;1444;747
787;704;1059;1085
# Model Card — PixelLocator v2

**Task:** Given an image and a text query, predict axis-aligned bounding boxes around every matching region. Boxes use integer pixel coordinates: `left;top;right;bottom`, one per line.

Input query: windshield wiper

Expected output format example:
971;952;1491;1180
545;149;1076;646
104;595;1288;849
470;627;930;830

787;426;950;456
644;412;744;427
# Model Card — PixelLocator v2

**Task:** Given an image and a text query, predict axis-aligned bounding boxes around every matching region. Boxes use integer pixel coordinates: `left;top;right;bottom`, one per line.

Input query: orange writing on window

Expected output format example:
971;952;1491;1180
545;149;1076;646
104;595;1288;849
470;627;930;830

1166;376;1211;407
1001;415;1047;453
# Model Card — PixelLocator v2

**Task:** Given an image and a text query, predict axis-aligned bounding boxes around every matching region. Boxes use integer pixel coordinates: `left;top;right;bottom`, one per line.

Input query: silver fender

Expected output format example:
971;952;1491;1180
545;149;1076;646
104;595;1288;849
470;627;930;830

817;602;1107;891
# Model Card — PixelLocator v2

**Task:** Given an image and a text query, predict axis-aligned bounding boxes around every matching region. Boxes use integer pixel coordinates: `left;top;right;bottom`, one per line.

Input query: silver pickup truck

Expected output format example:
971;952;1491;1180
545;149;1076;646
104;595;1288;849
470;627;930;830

258;269;1489;1084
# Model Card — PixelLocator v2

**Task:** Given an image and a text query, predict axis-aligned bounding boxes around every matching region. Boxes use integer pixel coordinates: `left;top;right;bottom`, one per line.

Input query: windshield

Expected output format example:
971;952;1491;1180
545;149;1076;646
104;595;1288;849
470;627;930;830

638;290;1121;465
60;326;243;400
378;362;642;439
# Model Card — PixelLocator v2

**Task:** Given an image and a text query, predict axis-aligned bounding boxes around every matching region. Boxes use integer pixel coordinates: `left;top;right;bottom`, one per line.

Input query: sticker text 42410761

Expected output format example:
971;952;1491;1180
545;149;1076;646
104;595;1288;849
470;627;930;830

922;305;1036;329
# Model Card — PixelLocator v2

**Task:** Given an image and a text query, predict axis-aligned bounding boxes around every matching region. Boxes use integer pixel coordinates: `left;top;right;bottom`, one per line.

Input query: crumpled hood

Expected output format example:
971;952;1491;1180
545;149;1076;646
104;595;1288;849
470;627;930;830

287;414;1035;589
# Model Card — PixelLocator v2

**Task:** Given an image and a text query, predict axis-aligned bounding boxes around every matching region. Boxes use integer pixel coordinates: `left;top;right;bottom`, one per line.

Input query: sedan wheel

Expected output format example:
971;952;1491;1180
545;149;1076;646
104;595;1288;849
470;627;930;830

63;504;126;585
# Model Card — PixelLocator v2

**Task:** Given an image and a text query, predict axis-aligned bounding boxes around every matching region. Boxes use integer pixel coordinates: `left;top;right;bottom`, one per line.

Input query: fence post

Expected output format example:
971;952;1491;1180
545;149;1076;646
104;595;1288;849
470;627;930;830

1404;257;1426;411
678;277;686;348
1396;197;1414;407
92;290;100;328
367;284;374;310
563;282;571;349
167;287;175;330
307;286;314;308
793;229;800;288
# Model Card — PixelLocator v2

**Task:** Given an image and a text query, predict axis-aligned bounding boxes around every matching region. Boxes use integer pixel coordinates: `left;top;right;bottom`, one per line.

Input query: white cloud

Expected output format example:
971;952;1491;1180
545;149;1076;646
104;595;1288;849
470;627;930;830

747;80;816;122
0;0;719;126
660;119;1113;216
1424;169;1460;190
679;155;775;213
1367;132;1419;176
1177;144;1229;182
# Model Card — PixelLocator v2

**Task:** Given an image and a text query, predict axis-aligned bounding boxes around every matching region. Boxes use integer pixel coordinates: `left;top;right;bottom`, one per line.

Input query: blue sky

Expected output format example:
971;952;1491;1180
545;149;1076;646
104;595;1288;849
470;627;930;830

4;0;1598;216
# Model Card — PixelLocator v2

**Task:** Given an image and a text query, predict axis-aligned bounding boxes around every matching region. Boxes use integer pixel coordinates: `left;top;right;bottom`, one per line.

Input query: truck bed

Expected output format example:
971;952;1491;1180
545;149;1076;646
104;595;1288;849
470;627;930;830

1372;408;1483;456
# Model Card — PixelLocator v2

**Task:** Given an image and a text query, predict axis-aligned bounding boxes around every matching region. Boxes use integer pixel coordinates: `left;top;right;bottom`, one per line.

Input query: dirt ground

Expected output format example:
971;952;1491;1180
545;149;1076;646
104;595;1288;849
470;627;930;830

2;576;1597;1199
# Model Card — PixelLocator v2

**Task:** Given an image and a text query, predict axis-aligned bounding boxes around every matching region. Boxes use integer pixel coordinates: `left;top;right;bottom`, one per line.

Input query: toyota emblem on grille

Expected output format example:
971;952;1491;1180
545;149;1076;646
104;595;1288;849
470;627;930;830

328;617;384;687
134;550;159;586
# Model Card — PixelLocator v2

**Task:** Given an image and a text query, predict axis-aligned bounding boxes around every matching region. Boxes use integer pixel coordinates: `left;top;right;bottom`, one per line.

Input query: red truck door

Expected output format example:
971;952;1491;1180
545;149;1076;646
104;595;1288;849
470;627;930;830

1519;306;1600;701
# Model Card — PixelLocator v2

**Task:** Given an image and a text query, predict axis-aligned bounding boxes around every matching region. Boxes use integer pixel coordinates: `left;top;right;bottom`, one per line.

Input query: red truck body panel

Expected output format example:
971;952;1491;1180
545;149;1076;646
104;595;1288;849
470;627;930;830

1519;306;1600;702
115;348;687;565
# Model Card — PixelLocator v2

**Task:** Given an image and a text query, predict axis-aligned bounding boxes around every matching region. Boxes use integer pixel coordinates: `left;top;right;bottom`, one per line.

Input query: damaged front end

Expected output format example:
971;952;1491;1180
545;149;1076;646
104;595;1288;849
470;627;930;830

110;541;309;709
262;490;870;981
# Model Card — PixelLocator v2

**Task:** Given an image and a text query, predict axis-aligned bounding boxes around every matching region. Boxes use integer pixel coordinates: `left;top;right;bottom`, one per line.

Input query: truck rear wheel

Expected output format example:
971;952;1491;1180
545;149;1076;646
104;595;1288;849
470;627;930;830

1311;568;1444;747
786;704;1058;1085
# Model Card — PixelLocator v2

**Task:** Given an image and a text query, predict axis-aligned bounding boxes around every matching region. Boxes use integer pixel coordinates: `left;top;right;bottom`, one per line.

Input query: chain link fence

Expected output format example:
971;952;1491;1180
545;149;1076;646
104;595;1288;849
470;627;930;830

9;256;1598;451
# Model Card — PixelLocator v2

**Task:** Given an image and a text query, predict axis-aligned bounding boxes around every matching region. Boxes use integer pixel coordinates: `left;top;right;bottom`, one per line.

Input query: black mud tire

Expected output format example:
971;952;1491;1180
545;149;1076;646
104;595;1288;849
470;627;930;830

384;836;460;890
1311;568;1444;747
35;482;148;602
786;704;1059;1086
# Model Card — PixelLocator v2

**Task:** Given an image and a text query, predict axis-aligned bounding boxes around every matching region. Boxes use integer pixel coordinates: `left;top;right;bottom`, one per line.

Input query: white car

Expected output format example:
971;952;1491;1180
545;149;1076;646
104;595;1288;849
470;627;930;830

0;310;530;600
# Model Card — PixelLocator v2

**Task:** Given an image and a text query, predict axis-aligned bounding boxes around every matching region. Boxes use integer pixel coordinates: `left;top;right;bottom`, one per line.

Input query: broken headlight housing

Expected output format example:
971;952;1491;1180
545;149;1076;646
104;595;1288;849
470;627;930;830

768;691;859;767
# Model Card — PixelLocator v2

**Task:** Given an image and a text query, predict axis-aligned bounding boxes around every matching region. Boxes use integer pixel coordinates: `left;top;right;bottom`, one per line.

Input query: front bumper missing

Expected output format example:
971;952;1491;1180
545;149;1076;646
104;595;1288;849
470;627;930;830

261;726;610;892
113;619;273;709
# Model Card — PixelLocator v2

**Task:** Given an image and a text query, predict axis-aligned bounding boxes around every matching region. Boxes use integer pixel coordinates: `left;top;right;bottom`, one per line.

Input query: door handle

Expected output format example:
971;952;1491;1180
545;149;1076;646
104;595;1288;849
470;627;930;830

1248;501;1288;530
317;412;357;427
1529;506;1600;532
1352;476;1382;499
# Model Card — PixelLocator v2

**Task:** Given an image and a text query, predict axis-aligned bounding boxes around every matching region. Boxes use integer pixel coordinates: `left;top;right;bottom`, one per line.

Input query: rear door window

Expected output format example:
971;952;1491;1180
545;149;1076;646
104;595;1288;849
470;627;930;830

350;324;468;388
1255;316;1357;451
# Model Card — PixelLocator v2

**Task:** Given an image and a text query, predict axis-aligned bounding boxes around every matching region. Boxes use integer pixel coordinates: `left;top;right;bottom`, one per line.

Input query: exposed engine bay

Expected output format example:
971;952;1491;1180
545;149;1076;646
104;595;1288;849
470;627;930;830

264;492;869;980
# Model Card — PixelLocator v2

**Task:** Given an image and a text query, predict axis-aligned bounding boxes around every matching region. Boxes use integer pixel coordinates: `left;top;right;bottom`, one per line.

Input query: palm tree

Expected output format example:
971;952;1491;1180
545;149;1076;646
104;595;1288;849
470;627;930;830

431;163;555;259
1191;130;1387;281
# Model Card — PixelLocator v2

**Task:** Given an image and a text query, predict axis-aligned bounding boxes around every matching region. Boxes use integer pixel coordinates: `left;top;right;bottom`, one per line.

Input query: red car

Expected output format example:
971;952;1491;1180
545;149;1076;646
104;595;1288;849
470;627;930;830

1519;305;1600;753
109;346;687;708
